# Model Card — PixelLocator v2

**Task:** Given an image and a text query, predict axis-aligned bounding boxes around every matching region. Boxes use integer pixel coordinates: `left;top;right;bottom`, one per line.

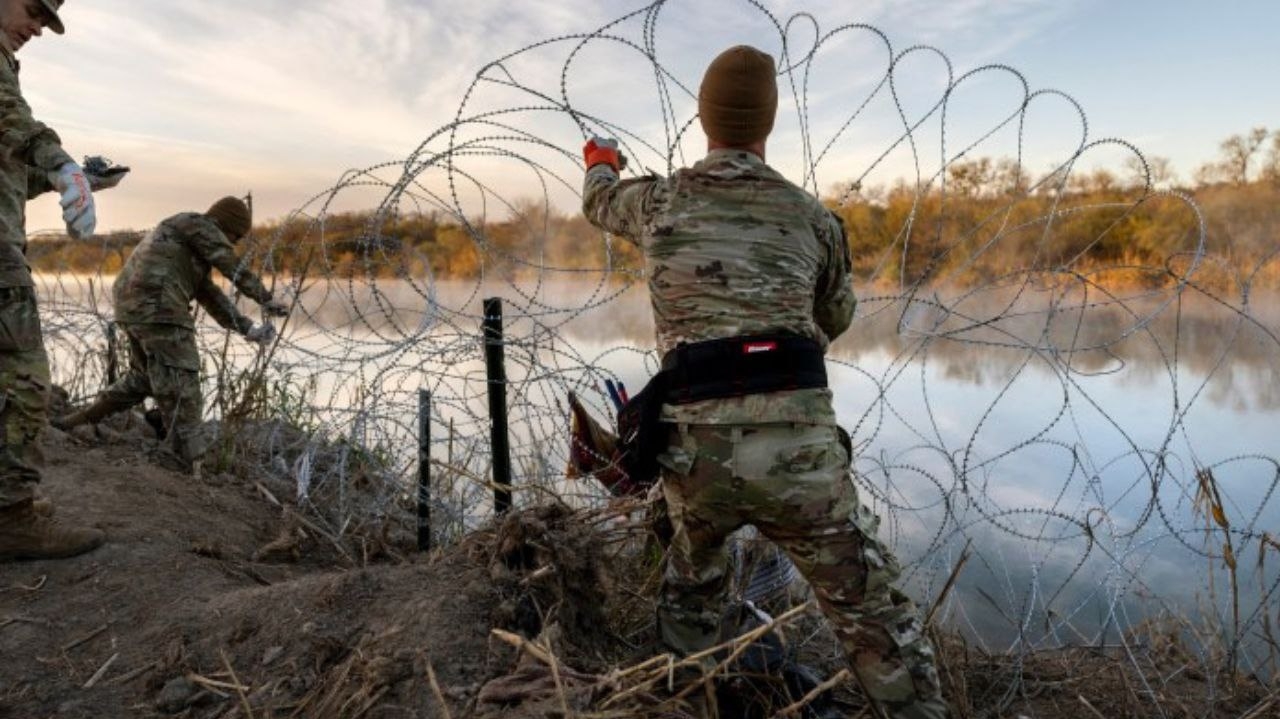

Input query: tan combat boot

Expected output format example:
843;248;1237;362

0;500;105;561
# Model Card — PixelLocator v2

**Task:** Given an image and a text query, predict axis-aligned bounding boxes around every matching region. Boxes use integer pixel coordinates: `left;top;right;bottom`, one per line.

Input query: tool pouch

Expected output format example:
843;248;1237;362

616;369;671;490
616;333;830;489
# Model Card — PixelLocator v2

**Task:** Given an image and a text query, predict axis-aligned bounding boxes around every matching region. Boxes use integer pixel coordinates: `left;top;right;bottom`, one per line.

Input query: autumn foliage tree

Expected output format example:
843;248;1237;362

24;129;1280;291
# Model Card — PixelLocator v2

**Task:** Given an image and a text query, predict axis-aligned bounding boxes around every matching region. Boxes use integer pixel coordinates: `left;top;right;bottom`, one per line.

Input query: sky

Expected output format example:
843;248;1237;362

16;0;1280;233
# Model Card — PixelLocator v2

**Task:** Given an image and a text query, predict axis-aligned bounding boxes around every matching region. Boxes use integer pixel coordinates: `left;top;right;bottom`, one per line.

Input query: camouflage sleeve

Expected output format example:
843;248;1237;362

813;210;856;342
581;164;661;243
195;276;253;334
0;60;74;172
25;165;53;199
187;221;273;306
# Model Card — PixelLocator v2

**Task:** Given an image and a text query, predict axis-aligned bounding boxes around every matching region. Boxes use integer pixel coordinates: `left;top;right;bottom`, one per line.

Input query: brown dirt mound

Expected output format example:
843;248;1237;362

0;417;641;719
2;420;1274;718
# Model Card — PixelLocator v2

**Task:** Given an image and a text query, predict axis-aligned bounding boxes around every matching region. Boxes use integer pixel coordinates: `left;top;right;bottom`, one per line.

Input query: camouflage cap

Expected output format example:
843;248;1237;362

40;0;65;35
698;45;778;146
205;196;252;240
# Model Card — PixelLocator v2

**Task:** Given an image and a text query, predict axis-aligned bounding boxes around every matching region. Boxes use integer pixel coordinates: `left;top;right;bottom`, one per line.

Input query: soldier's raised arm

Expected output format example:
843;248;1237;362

813;209;856;343
581;137;662;242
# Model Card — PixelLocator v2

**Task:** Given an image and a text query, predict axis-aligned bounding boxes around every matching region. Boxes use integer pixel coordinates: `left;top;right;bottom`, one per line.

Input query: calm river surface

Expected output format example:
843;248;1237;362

544;283;1280;647
40;276;1280;651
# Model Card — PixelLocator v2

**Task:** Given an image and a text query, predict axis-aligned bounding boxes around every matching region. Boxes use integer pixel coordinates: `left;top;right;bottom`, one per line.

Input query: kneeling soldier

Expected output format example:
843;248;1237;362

56;197;287;467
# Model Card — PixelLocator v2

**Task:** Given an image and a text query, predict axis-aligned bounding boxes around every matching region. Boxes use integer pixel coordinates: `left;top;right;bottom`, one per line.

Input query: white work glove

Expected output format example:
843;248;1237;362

245;321;276;347
82;156;130;192
49;162;96;239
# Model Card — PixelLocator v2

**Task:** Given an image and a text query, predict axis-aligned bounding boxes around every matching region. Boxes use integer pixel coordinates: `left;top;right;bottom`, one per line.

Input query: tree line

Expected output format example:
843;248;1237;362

26;128;1280;290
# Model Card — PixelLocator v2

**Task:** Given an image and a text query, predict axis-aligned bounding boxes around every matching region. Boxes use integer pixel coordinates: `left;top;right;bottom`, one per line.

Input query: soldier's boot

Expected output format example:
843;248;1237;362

50;402;113;432
885;699;950;719
0;499;105;562
662;662;718;719
143;407;167;439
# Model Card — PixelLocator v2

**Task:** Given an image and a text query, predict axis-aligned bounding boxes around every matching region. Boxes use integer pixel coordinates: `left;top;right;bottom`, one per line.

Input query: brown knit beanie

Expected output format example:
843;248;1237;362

698;45;778;146
206;196;252;240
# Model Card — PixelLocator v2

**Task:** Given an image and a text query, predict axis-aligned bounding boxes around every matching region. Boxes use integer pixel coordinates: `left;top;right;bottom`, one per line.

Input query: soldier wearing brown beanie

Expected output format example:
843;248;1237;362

582;46;949;718
206;196;254;240
697;44;778;149
55;198;290;469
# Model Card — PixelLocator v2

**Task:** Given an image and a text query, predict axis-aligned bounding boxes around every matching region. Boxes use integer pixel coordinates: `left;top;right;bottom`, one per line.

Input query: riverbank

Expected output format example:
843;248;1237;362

1;410;1273;717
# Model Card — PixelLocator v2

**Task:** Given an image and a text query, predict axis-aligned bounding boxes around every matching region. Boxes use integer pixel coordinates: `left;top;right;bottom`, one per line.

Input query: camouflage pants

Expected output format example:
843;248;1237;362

88;323;209;465
0;286;50;508
657;423;947;719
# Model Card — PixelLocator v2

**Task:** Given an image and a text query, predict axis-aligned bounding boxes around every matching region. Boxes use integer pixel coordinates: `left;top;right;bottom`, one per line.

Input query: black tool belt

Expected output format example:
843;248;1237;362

617;333;828;487
661;333;828;404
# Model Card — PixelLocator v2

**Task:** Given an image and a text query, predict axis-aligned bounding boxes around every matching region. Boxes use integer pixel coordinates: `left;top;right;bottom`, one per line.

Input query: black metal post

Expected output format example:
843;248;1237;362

417;389;431;551
104;321;119;387
483;298;513;515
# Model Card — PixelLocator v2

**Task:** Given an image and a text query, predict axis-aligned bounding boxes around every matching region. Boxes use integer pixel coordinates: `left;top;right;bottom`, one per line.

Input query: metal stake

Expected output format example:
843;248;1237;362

417;389;431;551
483;298;513;515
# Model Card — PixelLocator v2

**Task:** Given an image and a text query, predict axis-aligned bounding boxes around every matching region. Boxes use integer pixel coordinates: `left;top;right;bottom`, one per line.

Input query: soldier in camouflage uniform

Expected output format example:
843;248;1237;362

0;0;128;561
582;46;948;718
56;197;288;468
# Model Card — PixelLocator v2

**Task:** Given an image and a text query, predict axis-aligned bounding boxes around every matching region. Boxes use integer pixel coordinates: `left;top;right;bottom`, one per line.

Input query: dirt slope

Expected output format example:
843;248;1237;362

1;417;1272;719
0;416;534;718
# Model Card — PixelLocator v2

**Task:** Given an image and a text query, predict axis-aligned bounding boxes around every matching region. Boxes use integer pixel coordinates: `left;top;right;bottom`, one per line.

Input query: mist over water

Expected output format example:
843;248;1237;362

39;276;1280;653
541;282;1280;647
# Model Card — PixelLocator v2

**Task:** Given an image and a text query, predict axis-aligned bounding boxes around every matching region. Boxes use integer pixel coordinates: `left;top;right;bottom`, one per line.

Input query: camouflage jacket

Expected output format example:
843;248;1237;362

0;50;74;288
113;212;272;332
583;149;855;425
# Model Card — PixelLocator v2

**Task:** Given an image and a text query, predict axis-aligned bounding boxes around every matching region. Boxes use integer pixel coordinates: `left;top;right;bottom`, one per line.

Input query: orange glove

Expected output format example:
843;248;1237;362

583;137;627;172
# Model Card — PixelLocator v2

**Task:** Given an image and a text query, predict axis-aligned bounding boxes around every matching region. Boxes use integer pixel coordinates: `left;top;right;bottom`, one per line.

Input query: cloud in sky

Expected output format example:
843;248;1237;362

15;0;1270;232
21;0;620;230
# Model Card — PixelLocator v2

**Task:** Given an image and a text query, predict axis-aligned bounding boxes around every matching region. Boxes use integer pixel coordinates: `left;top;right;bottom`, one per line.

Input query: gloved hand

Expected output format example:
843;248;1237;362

49;162;96;239
262;300;289;318
583;137;627;172
82;156;131;192
262;287;293;318
245;321;276;346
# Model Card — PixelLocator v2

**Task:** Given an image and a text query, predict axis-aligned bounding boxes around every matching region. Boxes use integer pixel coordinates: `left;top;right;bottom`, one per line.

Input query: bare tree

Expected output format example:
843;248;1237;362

1218;127;1269;184
992;158;1028;196
1066;168;1120;195
946;157;993;197
1193;161;1230;188
1034;164;1071;196
1261;132;1280;185
1122;154;1177;189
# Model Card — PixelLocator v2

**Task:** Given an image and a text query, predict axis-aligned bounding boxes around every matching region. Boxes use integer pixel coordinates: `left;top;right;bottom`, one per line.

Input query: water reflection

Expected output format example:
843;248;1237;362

36;275;1280;654
461;281;1278;650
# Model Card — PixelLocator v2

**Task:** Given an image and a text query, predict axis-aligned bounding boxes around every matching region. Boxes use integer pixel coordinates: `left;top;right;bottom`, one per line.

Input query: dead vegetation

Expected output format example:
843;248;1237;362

1;417;1275;718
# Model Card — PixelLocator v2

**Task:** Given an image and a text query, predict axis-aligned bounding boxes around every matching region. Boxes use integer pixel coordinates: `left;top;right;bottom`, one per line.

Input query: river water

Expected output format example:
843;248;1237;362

543;282;1280;650
38;275;1280;655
